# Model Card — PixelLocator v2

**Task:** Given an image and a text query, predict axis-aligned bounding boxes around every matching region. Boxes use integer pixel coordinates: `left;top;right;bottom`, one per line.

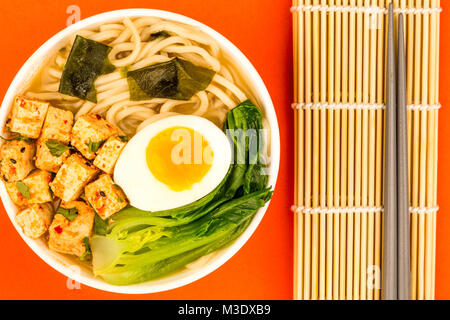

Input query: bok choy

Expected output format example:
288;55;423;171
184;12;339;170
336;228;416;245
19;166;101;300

91;100;272;285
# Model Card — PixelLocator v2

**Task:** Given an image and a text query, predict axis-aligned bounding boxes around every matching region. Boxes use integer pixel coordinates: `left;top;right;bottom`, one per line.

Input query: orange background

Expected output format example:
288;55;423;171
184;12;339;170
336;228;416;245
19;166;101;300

0;0;448;300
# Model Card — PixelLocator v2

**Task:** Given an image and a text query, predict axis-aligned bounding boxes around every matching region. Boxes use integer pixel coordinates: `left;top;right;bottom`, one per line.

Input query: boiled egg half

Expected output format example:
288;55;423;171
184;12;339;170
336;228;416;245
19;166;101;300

114;115;232;212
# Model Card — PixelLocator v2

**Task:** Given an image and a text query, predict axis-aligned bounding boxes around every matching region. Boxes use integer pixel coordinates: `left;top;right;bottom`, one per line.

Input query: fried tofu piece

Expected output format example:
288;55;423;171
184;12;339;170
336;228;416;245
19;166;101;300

23;170;53;203
41;106;74;144
35;138;71;173
49;154;98;202
85;174;127;219
93;136;127;174
48;201;94;257
10;96;49;138
71;114;118;160
0;140;35;182
15;203;53;239
6;170;53;206
5;182;29;207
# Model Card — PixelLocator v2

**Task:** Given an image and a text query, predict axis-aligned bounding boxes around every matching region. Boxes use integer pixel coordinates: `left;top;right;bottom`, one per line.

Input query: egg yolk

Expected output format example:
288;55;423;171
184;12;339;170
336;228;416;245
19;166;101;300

146;126;214;192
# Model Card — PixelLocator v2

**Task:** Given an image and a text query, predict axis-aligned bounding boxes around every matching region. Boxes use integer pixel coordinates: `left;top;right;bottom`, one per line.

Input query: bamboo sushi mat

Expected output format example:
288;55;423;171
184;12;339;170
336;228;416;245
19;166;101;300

291;0;441;300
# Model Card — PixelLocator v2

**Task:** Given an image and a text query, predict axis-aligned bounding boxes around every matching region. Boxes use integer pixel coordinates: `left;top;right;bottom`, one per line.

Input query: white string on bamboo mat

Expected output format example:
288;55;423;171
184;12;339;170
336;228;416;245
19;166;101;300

291;102;441;111
290;4;442;15
291;205;439;215
291;205;384;214
409;206;440;214
291;102;384;110
406;104;442;111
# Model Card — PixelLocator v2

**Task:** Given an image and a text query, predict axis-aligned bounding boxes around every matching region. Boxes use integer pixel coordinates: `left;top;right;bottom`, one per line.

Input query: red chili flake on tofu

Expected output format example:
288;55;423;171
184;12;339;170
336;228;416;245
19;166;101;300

54;226;63;234
95;114;102;120
63;120;68;124
19;99;25;107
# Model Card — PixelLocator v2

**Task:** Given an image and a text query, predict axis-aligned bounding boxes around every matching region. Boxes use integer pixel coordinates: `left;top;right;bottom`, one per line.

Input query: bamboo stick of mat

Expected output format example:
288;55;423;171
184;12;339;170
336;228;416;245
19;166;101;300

360;0;370;300
410;0;422;299
374;0;387;300
292;0;303;301
340;0;350;300
353;0;364;299
326;0;335;300
417;0;430;300
311;0;320;300
367;0;378;300
347;0;357;299
334;0;343;301
430;0;440;300
318;0;328;300
303;0;313;300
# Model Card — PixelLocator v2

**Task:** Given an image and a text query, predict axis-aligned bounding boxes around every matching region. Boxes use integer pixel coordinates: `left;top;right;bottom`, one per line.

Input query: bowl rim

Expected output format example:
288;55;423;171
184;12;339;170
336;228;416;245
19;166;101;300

0;8;280;294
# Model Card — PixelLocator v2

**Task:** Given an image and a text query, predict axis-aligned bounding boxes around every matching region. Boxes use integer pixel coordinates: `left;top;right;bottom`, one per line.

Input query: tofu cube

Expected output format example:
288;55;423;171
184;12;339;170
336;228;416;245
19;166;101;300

6;170;53;206
85;174;128;219
35;138;70;173
41;106;74;144
24;170;53;203
0;140;35;182
15;203;54;239
93;136;127;174
10;96;49;138
49;154;99;202
5;182;29;207
48;201;94;257
71;114;118;160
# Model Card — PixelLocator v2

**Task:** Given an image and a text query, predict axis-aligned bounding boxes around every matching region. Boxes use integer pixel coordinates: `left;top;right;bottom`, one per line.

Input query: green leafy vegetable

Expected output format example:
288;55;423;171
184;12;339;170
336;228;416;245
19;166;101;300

94;214;108;236
118;135;129;143
150;31;170;39
16;182;30;199
59;35;115;102
112;184;122;191
45;140;71;157
225;100;268;194
86;139;105;153
92;189;272;285
127;57;216;101
56;207;78;221
91;100;272;285
80;237;91;261
1;134;34;144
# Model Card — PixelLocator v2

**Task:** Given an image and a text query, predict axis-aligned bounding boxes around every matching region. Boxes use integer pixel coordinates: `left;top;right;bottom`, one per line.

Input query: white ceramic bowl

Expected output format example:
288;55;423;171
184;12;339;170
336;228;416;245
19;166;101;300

0;9;280;294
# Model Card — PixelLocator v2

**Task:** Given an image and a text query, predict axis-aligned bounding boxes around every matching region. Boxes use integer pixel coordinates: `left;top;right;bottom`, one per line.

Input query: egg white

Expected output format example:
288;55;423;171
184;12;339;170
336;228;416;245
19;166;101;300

114;115;232;212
